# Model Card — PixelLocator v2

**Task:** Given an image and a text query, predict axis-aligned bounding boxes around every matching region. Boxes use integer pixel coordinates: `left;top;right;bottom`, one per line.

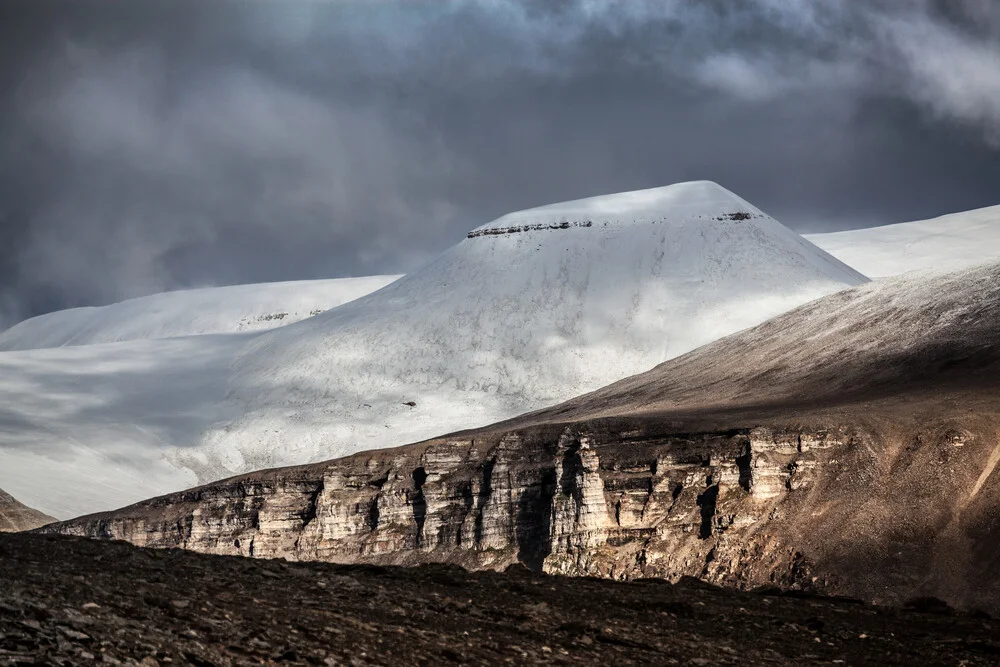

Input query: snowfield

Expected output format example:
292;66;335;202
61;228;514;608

0;182;868;518
806;204;1000;278
0;276;400;351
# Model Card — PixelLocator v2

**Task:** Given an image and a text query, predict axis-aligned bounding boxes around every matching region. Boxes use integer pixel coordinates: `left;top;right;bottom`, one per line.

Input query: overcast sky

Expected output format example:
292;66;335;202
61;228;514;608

1;0;999;325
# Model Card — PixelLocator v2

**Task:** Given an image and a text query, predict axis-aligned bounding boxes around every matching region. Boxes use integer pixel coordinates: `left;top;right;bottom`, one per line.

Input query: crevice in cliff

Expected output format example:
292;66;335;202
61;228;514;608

411;467;428;548
516;468;556;571
697;481;719;540
299;481;324;530
367;474;388;531
473;458;495;547
367;497;381;531
736;443;753;492
701;546;717;577
785;462;799;491
559;443;586;516
457;481;475;546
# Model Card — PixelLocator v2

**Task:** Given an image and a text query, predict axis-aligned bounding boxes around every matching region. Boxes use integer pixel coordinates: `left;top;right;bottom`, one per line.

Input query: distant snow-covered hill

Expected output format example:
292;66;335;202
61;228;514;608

0;181;867;518
806;205;1000;278
0;276;400;351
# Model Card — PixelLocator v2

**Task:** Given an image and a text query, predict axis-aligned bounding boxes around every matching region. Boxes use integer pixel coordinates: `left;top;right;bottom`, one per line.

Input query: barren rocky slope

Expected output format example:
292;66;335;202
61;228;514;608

0;490;53;533
42;261;1000;613
3;533;998;666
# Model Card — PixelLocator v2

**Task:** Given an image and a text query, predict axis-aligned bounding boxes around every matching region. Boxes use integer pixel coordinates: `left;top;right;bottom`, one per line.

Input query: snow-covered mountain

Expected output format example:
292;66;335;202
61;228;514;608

0;181;866;518
197;181;866;491
0;276;400;351
806;204;1000;278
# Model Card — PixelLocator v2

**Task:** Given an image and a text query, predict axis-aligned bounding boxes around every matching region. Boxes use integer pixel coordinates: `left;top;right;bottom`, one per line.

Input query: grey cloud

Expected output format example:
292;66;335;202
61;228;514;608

0;0;998;326
446;1;1000;141
882;10;1000;143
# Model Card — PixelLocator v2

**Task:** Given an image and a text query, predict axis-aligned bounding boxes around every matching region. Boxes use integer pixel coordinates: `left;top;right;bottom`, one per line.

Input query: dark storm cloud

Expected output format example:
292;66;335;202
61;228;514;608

0;0;998;327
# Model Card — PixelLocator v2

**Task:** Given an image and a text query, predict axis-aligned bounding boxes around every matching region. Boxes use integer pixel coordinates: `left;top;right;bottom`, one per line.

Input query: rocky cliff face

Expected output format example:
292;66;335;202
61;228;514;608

47;412;1000;613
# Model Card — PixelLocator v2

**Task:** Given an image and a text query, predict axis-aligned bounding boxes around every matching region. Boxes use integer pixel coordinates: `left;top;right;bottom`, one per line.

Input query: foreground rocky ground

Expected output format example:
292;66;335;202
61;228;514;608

2;534;998;665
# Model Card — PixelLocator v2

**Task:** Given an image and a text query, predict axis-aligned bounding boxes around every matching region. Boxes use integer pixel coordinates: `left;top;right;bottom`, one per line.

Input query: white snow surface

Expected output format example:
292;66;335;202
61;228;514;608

0;335;241;518
806;204;1000;278
0;276;400;351
0;181;867;519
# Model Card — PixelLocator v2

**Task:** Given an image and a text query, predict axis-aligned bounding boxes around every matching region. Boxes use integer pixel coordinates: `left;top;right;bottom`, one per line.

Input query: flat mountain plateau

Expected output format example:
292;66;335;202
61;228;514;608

2;533;998;666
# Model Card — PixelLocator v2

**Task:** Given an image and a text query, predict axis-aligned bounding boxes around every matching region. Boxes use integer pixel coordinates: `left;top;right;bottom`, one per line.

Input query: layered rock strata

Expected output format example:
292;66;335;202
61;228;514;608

47;415;1000;613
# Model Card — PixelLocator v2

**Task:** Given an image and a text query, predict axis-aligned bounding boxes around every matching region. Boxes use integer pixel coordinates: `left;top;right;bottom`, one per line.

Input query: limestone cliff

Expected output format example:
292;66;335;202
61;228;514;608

44;413;1000;614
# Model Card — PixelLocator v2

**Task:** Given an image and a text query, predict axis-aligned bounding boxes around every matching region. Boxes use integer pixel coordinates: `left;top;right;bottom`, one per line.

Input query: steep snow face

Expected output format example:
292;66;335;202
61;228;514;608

0;181;867;518
0;276;400;351
806;205;1000;278
197;181;866;476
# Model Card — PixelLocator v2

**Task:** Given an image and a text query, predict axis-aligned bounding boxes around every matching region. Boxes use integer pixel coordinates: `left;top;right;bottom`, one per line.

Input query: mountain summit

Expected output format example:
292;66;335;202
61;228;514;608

472;180;765;231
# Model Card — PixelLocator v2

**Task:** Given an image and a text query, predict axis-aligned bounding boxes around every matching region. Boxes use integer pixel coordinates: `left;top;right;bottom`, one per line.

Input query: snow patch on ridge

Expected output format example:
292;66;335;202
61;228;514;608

807;204;1000;278
0;275;401;351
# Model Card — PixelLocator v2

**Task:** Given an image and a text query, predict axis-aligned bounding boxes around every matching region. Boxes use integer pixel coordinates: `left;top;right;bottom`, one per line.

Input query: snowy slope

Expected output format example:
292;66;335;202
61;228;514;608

0;276;400;351
196;181;866;481
0;181;867;518
0;335;243;518
806;205;1000;278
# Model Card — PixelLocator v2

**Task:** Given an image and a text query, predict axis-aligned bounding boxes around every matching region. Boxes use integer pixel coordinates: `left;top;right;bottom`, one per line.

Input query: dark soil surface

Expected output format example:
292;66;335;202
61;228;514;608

2;534;999;665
